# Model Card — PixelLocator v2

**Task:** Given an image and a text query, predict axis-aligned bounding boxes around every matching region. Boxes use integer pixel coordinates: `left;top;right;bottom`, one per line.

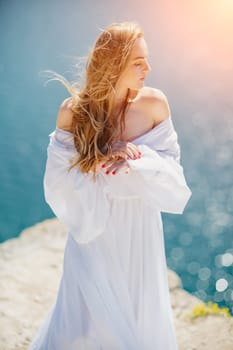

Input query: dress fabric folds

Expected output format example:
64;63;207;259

28;115;192;350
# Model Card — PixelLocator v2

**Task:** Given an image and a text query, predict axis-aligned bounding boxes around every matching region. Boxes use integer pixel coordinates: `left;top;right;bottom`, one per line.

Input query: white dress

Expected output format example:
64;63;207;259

28;115;192;350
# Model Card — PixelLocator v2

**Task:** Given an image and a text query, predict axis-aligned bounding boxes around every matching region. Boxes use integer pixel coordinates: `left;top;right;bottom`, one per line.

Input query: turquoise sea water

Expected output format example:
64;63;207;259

1;1;232;314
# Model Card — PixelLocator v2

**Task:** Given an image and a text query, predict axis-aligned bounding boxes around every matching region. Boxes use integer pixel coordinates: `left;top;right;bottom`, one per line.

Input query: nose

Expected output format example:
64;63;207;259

144;60;151;73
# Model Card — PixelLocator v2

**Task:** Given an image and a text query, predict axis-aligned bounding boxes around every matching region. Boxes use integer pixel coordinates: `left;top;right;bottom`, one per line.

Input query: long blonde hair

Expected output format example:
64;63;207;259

46;21;144;179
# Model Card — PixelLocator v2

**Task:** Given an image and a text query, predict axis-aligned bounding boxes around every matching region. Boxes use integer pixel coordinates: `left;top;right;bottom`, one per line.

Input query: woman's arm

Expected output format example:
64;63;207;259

126;144;192;214
105;91;191;213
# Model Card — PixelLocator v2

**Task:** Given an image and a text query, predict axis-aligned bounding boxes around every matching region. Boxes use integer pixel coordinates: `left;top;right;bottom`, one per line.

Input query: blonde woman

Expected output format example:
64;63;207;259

29;21;191;350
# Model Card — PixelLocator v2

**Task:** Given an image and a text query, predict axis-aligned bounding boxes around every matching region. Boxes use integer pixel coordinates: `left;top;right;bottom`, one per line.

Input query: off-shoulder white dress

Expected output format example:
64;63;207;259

28;115;192;350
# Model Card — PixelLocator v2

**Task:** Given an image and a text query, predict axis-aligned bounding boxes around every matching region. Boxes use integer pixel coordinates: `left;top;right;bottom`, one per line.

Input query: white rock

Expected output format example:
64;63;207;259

0;218;232;350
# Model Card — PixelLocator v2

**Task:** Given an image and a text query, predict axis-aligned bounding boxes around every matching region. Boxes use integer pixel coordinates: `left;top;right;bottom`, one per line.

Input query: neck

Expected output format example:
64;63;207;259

114;88;139;108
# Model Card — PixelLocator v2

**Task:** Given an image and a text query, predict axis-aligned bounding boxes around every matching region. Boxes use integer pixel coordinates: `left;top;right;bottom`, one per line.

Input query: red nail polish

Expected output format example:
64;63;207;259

102;164;106;168
105;171;109;174
112;171;116;175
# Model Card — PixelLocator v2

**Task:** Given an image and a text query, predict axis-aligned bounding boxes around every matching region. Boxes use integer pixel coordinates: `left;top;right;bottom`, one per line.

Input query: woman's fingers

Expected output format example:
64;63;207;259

117;142;141;160
104;159;130;175
127;143;141;159
101;159;115;169
100;141;142;172
113;142;141;160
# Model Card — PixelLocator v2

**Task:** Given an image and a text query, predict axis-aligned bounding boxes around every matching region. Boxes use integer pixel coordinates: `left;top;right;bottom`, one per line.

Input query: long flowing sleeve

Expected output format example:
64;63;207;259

43;127;111;244
124;116;192;214
43;116;191;246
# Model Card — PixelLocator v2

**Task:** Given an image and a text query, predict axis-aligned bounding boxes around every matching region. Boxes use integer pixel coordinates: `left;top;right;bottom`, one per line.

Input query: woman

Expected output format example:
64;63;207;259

29;21;192;349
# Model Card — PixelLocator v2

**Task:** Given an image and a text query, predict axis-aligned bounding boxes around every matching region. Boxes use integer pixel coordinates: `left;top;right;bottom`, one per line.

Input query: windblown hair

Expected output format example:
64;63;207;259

46;21;144;179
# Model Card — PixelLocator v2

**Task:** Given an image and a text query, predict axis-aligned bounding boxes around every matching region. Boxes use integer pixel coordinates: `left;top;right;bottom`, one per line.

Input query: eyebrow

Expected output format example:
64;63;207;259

133;54;149;60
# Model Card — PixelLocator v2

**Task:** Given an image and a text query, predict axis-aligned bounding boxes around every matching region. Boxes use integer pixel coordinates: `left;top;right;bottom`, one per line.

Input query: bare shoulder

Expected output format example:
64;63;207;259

139;86;171;123
56;97;74;131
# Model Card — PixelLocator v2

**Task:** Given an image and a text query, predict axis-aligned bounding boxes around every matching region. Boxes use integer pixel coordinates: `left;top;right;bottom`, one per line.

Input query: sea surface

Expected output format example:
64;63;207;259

0;0;232;315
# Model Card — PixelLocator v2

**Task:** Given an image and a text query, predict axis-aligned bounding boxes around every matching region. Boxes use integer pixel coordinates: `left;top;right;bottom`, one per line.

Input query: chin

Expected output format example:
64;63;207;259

135;81;144;88
139;80;144;87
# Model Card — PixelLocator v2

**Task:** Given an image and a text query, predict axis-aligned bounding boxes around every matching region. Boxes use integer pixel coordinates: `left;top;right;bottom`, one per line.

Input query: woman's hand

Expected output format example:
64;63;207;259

110;140;142;161
99;140;142;175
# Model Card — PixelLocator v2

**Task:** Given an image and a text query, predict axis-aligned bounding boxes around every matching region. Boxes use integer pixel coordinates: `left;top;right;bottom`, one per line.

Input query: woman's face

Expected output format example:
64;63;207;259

119;37;151;92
